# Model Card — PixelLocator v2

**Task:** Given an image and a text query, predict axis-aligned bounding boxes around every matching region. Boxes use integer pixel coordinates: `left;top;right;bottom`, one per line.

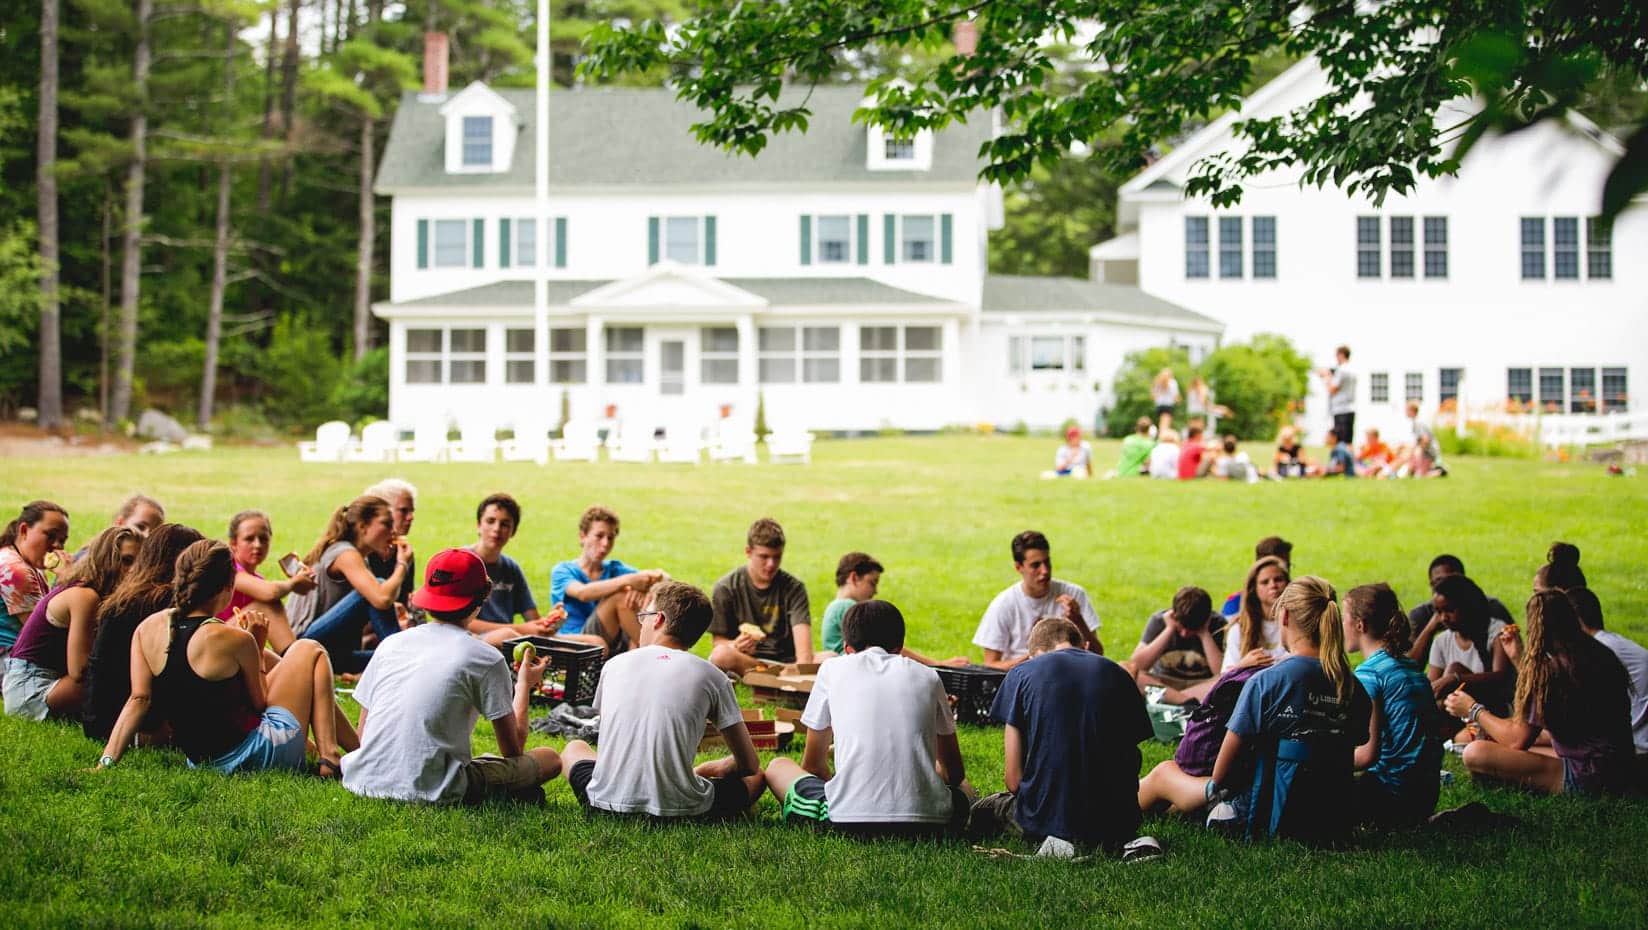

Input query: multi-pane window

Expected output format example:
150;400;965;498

860;326;899;383
1218;217;1243;279
1439;368;1463;406
1185;217;1210;279
801;327;841;383
665;217;702;264
816;215;852;263
447;329;486;384
1553;217;1580;279
1587;219;1612;280
1538;367;1565;412
1521;217;1546;279
1389;217;1415;278
1013;335;1086;373
1507;368;1533;405
549;328;586;384
860;326;941;383
700;327;739;384
461;116;492;167
1251;217;1276;279
514;218;537;267
604;327;643;384
1356;217;1381;278
405;328;442;384
1404;371;1424;404
1602;368;1628;412
1031;337;1066;370
433;219;467;268
884;137;915;160
1369;371;1389;404
758;327;840;384
1423;217;1448;278
901;215;936;262
1570;368;1597;413
903;326;943;382
505;328;535;384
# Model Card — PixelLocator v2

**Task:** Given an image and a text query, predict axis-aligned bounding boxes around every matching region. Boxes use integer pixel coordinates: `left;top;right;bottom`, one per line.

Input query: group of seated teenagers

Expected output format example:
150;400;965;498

3;493;1645;854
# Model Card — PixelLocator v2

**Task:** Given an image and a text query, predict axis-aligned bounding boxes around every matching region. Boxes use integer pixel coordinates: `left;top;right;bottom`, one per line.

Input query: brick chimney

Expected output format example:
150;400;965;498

422;32;449;100
952;21;978;57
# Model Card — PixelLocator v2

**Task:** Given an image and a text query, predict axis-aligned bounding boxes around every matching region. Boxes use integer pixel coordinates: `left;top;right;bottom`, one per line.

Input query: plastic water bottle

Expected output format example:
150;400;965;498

1439;769;1455;787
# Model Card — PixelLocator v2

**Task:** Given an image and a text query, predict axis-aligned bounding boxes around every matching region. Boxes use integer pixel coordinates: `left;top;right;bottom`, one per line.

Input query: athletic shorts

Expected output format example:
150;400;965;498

196;706;306;774
461;753;545;805
3;657;59;721
567;758;750;820
781;775;970;839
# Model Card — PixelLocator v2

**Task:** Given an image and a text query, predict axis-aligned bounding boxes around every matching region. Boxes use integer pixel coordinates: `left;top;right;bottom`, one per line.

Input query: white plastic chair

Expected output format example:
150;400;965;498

551;418;602;462
397;416;449;463
447;414;499;463
708;416;758;464
607;416;658;463
343;421;398;463
500;413;551;465
765;425;815;464
657;419;706;464
298;420;353;463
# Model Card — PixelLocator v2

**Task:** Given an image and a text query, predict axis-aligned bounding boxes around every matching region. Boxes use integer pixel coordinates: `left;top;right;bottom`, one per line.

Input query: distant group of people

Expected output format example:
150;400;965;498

3;491;1642;856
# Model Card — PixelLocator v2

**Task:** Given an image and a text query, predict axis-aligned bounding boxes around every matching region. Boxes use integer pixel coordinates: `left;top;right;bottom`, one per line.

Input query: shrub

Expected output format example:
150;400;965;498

261;314;344;426
327;347;389;425
1437;421;1541;459
1200;334;1312;441
1105;347;1194;436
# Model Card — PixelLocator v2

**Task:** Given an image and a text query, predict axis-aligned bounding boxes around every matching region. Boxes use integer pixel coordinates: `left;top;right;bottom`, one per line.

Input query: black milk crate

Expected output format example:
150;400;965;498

935;665;1007;726
499;635;604;706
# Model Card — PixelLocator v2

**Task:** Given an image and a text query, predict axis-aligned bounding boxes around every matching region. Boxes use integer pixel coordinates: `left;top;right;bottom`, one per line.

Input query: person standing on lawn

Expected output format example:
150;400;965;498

561;580;765;819
1318;344;1357;444
971;617;1153;855
550;505;669;656
768;600;974;839
341;547;563;804
708;518;812;677
975;531;1103;670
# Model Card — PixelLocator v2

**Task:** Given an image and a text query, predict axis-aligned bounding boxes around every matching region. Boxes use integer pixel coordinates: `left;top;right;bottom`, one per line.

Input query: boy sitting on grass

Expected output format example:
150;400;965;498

1129;585;1228;703
340;548;563;805
464;493;566;646
971;617;1154;856
561;580;766;819
768;600;975;838
821;552;966;667
707;518;812;678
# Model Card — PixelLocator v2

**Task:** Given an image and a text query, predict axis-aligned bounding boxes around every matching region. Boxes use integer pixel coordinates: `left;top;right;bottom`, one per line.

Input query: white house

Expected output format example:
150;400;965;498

1098;59;1648;440
372;54;1221;435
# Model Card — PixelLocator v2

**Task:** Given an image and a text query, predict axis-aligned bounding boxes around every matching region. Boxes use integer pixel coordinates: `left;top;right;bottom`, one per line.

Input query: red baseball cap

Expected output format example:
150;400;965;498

411;548;491;613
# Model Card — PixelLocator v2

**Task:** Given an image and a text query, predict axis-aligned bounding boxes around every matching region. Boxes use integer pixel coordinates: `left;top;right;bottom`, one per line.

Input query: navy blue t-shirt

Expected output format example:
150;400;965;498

989;648;1153;848
472;550;537;624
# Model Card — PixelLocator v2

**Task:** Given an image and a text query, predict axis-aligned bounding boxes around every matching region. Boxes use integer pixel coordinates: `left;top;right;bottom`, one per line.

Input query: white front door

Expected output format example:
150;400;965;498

646;326;696;427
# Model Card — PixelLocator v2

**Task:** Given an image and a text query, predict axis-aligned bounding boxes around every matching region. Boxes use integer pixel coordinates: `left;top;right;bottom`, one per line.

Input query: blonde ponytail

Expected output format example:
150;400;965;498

1316;596;1354;703
1276;575;1354;702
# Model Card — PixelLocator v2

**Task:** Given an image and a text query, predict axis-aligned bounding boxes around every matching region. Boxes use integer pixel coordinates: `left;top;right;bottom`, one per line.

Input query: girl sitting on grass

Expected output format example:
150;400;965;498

0;500;70;657
94;540;345;776
1219;556;1290;675
1534;542;1585;592
289;496;414;673
83;523;206;743
1343;583;1442;826
1207;576;1371;843
3;526;139;720
1412;574;1513;732
1444;590;1633;796
215;510;317;658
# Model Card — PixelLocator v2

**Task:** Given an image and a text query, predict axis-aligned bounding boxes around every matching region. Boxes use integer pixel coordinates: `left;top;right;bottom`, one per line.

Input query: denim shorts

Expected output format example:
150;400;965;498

2;656;59;721
195;706;306;774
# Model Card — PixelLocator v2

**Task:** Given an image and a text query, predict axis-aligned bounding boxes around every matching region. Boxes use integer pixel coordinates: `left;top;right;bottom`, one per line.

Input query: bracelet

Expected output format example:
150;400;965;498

1468;703;1485;725
99;755;115;769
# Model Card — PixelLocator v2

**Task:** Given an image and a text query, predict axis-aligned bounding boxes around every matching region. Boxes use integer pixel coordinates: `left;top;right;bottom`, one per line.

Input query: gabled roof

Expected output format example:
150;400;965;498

385;276;955;309
981;275;1222;333
377;85;995;192
438;81;518;120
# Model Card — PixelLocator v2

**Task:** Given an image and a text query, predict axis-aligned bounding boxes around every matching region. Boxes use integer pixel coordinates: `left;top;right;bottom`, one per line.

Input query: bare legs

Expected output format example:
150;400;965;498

708;643;763;678
265;639;343;769
592;595;640;654
566;739;766;808
1460;740;1564;794
1138;760;1212;815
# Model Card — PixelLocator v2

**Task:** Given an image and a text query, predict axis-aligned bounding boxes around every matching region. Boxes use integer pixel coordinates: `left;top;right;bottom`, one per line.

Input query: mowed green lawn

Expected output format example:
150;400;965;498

2;436;1646;928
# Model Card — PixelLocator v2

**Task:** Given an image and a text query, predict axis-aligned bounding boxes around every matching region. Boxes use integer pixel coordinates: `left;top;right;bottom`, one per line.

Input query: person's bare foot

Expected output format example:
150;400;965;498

338;672;361;685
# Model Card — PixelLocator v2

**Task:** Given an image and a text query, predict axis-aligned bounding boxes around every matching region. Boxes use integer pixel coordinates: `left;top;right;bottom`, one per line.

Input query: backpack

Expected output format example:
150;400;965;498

1173;664;1261;776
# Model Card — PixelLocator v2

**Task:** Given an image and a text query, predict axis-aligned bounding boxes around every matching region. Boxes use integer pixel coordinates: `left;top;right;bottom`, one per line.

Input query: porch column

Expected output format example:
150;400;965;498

737;313;757;413
585;314;605;418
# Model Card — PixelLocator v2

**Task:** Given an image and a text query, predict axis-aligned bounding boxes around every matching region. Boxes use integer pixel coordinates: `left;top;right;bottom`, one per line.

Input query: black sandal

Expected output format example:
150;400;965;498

315;758;342;780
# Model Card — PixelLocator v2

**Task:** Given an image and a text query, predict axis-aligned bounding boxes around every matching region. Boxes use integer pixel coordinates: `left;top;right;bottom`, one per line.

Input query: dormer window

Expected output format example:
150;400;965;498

866;121;933;171
884;137;915;160
462;116;493;167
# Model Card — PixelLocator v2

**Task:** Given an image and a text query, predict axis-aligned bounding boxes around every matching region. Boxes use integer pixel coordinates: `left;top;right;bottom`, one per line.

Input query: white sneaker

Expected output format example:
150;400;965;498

1035;836;1078;859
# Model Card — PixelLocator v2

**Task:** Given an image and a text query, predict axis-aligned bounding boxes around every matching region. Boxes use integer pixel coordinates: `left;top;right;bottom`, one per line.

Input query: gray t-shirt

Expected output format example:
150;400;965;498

1594;630;1648;755
340;622;514;803
1329;366;1357;414
1428;619;1506;675
708;567;811;663
587;645;744;817
286;541;359;634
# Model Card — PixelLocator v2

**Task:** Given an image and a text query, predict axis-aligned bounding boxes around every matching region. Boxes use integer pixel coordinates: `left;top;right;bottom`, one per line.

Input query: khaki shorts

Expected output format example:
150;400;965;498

461;753;544;805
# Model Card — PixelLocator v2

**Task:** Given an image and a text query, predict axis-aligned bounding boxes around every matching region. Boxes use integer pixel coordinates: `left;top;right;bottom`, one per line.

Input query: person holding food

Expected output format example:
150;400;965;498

288;495;414;674
1128;586;1227;703
707;518;812;678
0;500;70;658
215;509;316;657
550;505;668;657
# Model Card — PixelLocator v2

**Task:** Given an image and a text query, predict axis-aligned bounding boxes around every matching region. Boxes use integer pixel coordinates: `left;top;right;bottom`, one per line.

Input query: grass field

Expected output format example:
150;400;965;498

2;436;1646;928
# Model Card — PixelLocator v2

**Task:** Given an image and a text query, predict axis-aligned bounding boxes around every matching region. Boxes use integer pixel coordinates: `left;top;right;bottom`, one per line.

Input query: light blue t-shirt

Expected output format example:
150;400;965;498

1354;649;1441;814
550;559;636;634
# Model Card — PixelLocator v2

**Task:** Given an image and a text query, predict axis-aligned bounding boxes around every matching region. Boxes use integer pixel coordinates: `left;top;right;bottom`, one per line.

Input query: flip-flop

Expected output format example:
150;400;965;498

1122;836;1164;863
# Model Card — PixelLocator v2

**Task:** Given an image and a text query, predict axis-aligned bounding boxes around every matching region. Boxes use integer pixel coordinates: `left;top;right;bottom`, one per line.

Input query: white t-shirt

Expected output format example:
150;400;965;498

1594;630;1648;755
1329;366;1357;415
799;647;956;823
973;580;1100;660
1220;617;1286;675
1148;443;1180;478
587;644;744;817
341;622;513;803
1427;620;1506;674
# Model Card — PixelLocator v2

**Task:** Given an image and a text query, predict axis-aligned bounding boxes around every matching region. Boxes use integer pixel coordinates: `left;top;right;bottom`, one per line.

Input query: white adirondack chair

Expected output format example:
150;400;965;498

708;416;758;464
343;420;398;463
657;419;706;464
551;417;602;462
500;412;552;465
607;416;658;463
765;425;815;464
298;420;353;463
397;415;449;463
447;414;499;463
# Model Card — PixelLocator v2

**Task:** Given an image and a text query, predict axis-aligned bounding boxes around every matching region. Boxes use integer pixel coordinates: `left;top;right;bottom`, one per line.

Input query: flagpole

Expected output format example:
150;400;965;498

534;0;550;404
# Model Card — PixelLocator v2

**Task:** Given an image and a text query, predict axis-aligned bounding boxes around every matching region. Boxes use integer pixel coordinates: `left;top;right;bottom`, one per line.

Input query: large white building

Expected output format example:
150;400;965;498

1097;60;1647;438
372;68;1221;435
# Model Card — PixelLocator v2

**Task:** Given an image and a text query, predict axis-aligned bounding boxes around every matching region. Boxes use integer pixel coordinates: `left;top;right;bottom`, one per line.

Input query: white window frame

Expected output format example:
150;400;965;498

461;115;493;167
1439;367;1463;406
1506;367;1533;406
860;325;941;384
884;137;916;160
549;327;586;384
405;328;443;384
1012;334;1086;374
899;215;937;264
1389;216;1415;279
604;327;644;384
815;215;852;264
1601;367;1627;413
1369;371;1389;404
1251;216;1276;279
1538;367;1565;412
513;217;538;267
1423;216;1448;279
664;216;705;265
1356;216;1381;278
1587;218;1613;280
1218;216;1243;279
700;327;740;385
447;328;488;385
433;219;468;269
504;327;535;385
758;326;840;384
1404;371;1424;404
1184;217;1210;279
1552;216;1581;280
1569;367;1597;414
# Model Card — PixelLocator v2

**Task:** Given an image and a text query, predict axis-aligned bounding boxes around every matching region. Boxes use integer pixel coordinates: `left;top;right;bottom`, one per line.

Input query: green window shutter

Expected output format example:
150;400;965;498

554;217;567;268
857;214;869;265
799;215;812;265
704;215;717;266
417;219;429;269
941;213;953;264
883;214;896;264
472;218;484;268
647;216;659;265
499;219;511;269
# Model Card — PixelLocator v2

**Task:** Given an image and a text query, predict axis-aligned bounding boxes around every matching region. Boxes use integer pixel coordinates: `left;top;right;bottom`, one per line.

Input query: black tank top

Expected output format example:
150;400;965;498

154;614;261;763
